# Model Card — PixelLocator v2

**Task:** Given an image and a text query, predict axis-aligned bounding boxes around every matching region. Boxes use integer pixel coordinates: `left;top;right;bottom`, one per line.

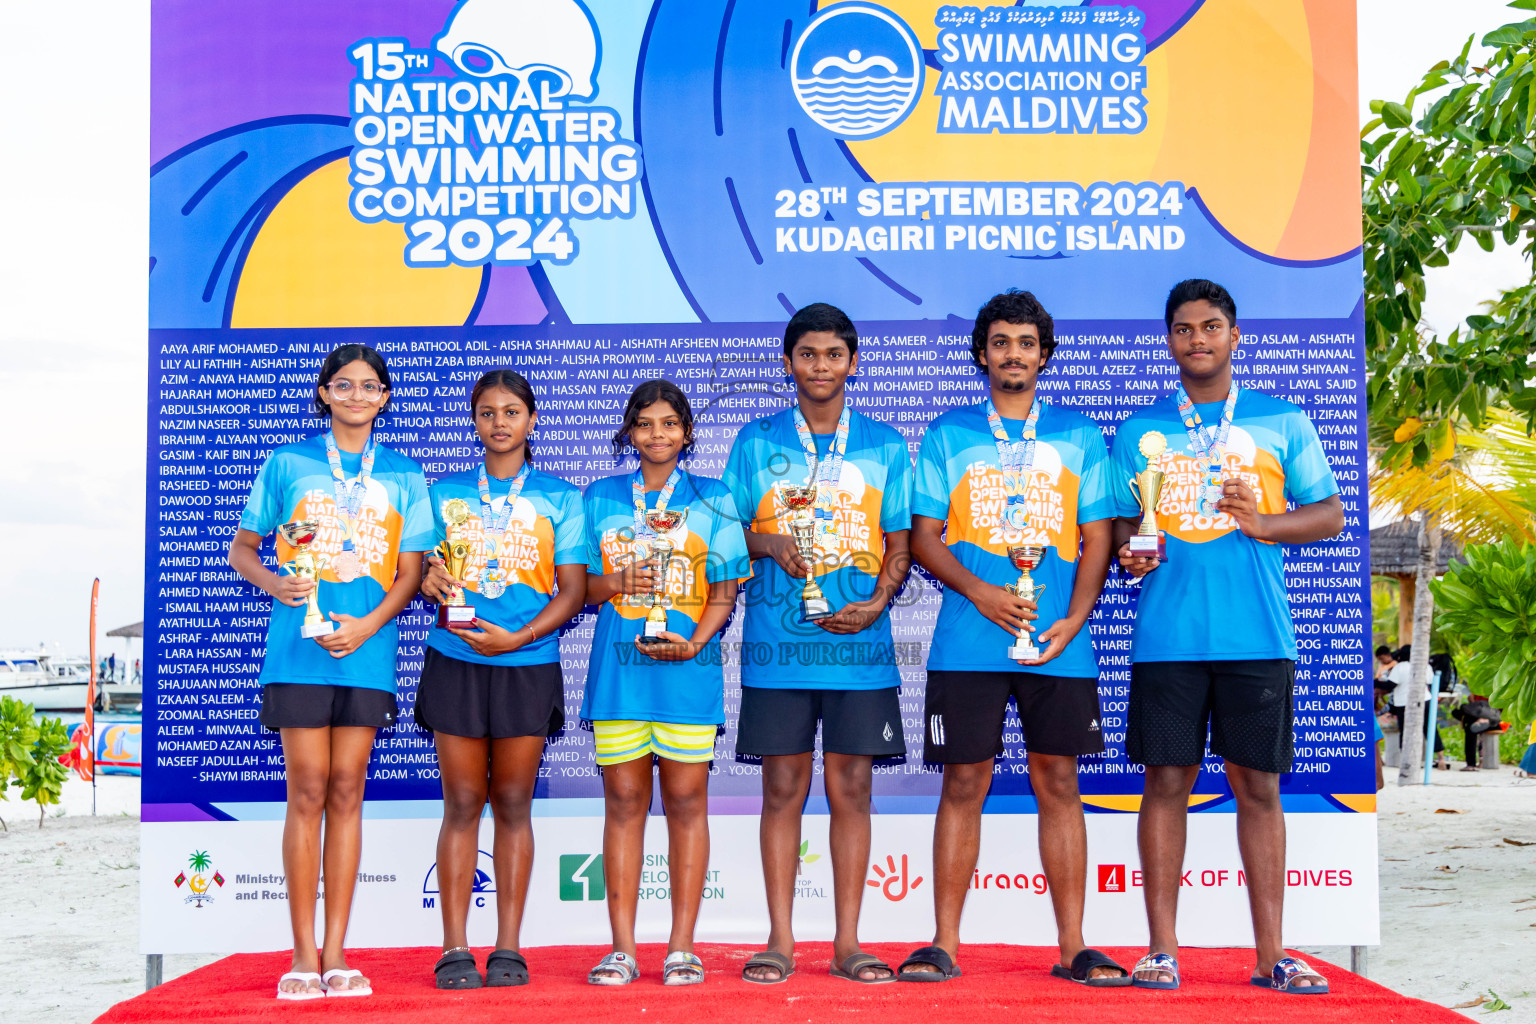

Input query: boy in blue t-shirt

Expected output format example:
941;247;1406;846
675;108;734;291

898;290;1123;986
725;303;913;985
1111;280;1344;994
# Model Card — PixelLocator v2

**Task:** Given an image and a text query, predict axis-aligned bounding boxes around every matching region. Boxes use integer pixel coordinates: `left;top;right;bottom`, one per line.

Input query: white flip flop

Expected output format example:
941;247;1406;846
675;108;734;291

275;971;324;1000
321;968;372;997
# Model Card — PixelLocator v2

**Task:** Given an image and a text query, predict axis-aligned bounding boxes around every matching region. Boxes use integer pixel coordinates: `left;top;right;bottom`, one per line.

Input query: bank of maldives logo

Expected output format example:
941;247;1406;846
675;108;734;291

559;853;605;901
790;3;925;140
172;849;224;907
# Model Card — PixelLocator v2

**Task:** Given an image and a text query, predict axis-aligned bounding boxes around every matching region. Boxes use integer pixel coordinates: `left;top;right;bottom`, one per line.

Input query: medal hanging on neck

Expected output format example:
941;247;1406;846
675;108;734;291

324;431;375;583
985;397;1042;540
632;466;683;541
1174;384;1238;515
792;405;850;553
477;461;531;600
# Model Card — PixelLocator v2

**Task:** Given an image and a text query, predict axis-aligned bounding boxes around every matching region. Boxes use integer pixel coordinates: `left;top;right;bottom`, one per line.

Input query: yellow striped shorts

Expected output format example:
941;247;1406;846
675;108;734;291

590;720;718;766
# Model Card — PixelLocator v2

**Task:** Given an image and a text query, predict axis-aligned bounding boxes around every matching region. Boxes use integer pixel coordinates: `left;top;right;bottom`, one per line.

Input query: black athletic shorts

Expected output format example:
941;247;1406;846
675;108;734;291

414;648;565;740
924;670;1104;763
735;686;906;758
1127;659;1295;774
260;683;397;732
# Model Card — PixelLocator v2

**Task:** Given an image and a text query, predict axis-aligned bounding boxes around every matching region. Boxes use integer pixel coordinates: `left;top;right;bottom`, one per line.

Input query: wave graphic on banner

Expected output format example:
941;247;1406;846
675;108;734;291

796;71;918;134
789;3;923;139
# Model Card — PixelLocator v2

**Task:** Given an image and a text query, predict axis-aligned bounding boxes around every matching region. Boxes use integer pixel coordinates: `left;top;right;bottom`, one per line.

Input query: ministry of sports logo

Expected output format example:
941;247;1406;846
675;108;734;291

559;852;605;901
172;849;224;908
790;3;925;140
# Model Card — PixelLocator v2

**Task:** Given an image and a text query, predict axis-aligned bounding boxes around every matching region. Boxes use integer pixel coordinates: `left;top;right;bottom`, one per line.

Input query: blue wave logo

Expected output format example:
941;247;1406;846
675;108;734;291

791;3;924;139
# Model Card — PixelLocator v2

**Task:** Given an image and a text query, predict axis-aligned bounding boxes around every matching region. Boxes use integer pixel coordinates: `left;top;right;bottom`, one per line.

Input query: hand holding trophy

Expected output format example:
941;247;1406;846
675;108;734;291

436;498;477;628
1128;432;1168;561
1004;544;1046;660
278;520;336;638
777;482;832;621
638;508;687;643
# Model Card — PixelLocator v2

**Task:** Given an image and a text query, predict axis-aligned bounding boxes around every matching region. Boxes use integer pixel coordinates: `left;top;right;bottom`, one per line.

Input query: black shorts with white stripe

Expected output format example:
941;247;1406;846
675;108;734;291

923;670;1105;764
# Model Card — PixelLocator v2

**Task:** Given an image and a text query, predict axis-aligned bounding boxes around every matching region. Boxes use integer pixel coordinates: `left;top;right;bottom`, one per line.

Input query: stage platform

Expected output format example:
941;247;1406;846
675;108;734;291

95;943;1466;1024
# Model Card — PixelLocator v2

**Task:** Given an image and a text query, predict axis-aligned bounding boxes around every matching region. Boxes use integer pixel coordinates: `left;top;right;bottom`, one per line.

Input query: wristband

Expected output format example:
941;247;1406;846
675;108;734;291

527;624;537;641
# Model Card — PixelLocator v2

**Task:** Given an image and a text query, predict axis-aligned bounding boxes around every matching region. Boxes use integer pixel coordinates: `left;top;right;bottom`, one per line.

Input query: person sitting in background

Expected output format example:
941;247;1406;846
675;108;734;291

1450;697;1501;772
1384;645;1446;764
1518;721;1536;780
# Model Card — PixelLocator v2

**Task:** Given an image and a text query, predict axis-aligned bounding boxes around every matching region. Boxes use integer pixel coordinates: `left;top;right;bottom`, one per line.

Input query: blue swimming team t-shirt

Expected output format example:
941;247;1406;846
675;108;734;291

423;467;586;667
723;406;914;690
580;470;749;725
914;400;1115;677
239;435;434;693
1108;389;1339;662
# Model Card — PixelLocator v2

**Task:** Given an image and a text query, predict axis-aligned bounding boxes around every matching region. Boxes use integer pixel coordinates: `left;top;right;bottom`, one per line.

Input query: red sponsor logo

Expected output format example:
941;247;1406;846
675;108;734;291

868;854;924;901
1098;864;1125;893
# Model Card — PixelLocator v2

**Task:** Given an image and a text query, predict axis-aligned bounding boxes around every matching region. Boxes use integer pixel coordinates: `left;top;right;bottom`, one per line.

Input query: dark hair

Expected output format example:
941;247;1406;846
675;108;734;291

783;302;858;357
611;379;695;458
1396;644;1412;662
313;344;392;418
470;369;538;461
1164;279;1237;331
1375;645;1392;658
970;289;1056;370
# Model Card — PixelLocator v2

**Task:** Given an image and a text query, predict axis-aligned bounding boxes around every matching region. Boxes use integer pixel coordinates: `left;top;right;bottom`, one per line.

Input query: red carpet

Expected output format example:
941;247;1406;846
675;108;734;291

94;943;1466;1024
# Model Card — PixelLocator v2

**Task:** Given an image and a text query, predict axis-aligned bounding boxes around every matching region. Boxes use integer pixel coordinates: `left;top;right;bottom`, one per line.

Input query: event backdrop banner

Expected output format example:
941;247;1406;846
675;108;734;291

143;0;1375;953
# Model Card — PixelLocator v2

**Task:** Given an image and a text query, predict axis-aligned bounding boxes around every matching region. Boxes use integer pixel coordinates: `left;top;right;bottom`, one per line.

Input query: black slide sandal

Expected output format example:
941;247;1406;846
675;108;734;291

898;945;962;982
435;948;483;990
1050;948;1133;987
742;950;795;985
486;949;529;987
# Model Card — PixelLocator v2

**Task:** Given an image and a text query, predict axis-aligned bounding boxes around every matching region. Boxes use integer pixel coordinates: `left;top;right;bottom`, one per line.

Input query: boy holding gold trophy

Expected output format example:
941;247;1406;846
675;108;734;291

898;290;1124;985
1110;280;1345;994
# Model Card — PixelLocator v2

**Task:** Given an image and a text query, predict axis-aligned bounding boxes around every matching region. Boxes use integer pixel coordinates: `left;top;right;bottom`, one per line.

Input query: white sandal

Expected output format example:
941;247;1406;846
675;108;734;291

588;950;639;986
321;968;372;997
275;971;323;1000
663;950;704;986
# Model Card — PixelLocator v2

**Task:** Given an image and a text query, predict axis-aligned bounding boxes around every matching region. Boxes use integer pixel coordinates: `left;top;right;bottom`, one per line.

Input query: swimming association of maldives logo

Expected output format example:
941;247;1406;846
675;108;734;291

347;0;641;269
421;849;497;910
173;849;225;908
790;3;925;140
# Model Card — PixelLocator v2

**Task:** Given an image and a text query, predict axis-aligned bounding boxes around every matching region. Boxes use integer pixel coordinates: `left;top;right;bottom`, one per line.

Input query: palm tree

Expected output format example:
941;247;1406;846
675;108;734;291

189;850;211;873
1370;406;1536;784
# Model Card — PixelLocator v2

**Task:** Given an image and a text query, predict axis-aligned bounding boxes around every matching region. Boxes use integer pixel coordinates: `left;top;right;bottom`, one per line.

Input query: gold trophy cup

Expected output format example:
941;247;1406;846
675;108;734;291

1004;544;1047;660
638;508;687;644
1128;432;1168;560
777;482;832;621
436;498;477;628
278;520;335;638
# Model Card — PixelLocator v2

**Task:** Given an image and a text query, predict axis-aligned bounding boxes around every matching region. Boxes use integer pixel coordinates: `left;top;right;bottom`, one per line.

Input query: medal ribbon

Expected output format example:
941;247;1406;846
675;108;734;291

631;466;684;539
791;404;850;531
984;397;1042;531
324;431;375;551
1174;384;1238;512
478;461;531;588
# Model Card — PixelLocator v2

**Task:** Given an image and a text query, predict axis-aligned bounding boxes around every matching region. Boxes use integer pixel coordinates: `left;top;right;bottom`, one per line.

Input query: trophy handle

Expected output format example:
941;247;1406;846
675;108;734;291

1127;478;1145;511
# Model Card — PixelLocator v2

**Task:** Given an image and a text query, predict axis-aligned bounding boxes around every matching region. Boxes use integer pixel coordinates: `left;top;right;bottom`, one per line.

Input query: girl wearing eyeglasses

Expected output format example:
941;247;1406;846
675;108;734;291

228;343;434;1000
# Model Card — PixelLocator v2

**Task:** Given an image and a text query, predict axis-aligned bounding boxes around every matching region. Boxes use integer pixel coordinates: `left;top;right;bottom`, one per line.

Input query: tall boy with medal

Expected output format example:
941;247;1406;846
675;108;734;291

726;303;913;985
898;290;1124;985
1110;280;1344;994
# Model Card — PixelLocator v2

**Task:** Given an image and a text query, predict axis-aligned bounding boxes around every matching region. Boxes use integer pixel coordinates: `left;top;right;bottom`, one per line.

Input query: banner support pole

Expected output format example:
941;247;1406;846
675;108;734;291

1350;945;1368;977
146;954;163;989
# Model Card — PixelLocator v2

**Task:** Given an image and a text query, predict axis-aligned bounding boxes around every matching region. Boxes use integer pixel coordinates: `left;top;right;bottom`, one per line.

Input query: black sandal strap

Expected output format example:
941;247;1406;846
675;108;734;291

1071;948;1129;980
899;945;956;975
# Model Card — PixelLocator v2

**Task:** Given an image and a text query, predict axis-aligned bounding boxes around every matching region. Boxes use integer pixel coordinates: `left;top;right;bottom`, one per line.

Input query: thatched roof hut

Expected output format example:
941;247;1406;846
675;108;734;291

1369;519;1466;646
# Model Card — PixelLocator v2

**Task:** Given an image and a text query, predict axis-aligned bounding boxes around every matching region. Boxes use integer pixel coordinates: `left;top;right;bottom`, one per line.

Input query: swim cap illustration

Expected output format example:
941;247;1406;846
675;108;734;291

790;2;923;139
434;0;600;99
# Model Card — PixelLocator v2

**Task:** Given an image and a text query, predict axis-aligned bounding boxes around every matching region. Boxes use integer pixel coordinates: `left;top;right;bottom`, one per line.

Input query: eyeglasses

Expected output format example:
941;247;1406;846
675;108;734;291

324;379;387;400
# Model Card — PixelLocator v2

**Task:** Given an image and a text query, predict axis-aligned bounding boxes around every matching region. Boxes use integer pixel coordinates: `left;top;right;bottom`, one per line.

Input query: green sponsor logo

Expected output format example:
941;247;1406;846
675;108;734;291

559;853;605;901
